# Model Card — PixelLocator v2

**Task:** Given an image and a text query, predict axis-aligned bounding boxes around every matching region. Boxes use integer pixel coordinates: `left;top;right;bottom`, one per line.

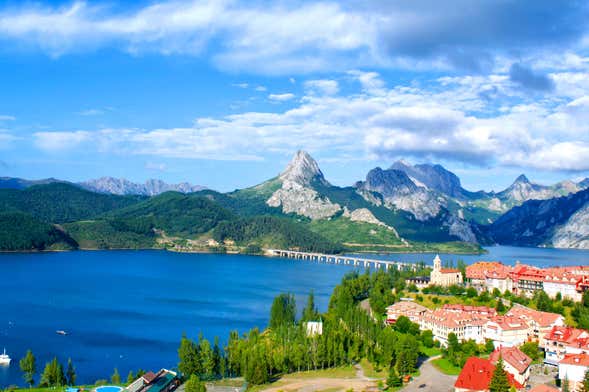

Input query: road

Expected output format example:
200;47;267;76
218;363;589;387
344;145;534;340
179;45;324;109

402;358;457;392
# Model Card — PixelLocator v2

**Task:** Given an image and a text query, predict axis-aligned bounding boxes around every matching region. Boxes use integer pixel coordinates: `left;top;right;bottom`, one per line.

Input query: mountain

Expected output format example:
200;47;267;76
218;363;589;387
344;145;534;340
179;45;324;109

79;177;207;196
0;182;142;223
0;177;66;190
486;188;589;248
495;174;582;205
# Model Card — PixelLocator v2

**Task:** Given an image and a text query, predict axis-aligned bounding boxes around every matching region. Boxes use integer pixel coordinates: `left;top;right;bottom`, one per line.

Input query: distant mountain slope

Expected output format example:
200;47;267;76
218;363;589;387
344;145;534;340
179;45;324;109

0;212;77;251
0;183;142;223
80;177;207;196
486;188;589;248
0;177;65;190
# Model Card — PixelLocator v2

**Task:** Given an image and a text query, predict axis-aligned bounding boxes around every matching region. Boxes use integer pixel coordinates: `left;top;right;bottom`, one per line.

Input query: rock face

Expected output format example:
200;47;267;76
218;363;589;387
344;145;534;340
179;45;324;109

497;174;583;205
488;188;589;248
390;160;468;199
80;177;206;196
267;151;342;219
356;167;442;220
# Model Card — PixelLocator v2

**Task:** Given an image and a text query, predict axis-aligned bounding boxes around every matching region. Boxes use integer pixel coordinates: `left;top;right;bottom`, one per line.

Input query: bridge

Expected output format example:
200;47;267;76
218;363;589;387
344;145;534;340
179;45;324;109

266;249;419;271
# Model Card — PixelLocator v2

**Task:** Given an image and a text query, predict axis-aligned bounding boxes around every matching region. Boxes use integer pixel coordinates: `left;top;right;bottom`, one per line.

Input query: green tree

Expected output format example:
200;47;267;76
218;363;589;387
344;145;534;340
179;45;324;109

199;337;215;380
19;350;36;388
111;368;121;385
40;357;65;387
583;369;589;392
127;371;135;384
302;290;319;322
562;374;570;392
421;330;434;348
269;293;297;330
488;357;511;392
387;366;402;389
466;287;478;298
520;342;540;362
178;335;200;376
183;374;206;392
495;299;505;313
66;358;76;386
485;339;496;354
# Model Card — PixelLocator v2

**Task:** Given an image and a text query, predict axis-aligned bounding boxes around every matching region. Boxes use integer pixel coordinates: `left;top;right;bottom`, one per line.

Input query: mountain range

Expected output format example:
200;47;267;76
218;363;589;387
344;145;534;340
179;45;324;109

1;150;589;251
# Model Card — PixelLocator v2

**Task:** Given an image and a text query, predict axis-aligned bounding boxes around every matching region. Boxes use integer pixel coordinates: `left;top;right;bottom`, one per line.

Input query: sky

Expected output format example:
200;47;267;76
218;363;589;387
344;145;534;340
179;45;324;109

1;0;589;192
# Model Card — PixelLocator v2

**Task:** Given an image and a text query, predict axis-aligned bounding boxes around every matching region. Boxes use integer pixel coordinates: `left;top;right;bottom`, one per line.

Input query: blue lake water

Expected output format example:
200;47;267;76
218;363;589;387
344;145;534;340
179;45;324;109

1;246;588;387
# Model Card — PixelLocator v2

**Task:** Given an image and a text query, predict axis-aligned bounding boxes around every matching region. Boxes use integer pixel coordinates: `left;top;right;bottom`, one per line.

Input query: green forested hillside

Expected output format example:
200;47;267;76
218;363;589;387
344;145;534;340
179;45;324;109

0;183;141;223
213;216;344;253
64;219;156;249
0;212;77;250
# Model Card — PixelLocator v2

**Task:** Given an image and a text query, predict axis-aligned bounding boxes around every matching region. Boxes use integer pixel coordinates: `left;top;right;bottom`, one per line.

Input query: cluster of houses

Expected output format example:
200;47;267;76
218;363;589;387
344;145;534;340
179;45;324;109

388;299;589;391
466;261;589;301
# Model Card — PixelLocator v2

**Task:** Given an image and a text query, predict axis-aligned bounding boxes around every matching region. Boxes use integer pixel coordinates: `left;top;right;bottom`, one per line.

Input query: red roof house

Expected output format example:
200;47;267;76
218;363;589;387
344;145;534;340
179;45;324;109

454;357;522;392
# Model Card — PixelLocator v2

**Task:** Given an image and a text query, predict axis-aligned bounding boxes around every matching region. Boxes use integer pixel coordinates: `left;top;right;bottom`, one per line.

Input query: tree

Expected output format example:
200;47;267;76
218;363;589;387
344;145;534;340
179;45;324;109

488;357;511;392
466;287;478;298
302;290;319;322
40;357;65;387
583;369;589;392
198;336;215;380
178;335;200;376
495;299;505;313
387;366;402;389
269;293;296;330
421;330;434;348
111;368;121;385
183;374;206;392
485;339;496;354
127;371;135;384
520;342;540;362
66;358;76;386
562;374;570;392
19;350;36;388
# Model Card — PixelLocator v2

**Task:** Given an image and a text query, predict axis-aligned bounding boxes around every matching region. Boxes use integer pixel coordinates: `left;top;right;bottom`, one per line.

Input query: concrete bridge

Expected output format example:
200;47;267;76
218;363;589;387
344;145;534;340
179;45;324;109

266;249;418;271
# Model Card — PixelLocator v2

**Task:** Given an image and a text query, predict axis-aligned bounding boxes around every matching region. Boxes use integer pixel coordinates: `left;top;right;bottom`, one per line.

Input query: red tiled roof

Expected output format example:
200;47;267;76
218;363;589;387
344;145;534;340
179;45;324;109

455;357;522;391
489;347;532;374
506;304;563;328
142;372;157;384
544;326;589;349
560;353;589;367
440;268;460;273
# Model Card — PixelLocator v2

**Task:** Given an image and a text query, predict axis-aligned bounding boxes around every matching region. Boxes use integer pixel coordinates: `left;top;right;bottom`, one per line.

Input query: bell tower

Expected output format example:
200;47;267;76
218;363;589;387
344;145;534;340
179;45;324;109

433;254;441;272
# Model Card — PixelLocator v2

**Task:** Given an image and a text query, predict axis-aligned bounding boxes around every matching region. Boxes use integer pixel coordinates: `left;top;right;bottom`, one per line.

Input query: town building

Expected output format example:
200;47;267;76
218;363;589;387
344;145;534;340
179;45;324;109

558;353;589;392
385;300;429;325
542;326;589;365
454;357;521;392
466;261;513;292
125;369;180;392
485;315;530;348
489;346;532;387
544;269;585;302
505;304;565;344
418;308;489;346
430;255;463;287
510;263;545;296
405;276;430;290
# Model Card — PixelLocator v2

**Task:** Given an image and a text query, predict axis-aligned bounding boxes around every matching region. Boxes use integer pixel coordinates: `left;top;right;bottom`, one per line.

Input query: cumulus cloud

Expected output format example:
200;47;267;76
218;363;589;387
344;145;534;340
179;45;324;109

509;63;555;91
0;1;585;73
27;69;589;172
268;93;295;102
304;79;339;95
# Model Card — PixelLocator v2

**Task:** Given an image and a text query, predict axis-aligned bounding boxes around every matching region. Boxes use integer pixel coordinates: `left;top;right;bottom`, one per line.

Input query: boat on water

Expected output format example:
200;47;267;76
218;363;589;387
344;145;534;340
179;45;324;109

56;330;68;336
0;348;10;365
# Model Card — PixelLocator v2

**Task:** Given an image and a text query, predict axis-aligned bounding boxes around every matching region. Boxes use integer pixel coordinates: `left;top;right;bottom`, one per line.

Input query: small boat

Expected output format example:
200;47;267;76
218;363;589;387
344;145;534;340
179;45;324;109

0;348;10;365
56;330;68;336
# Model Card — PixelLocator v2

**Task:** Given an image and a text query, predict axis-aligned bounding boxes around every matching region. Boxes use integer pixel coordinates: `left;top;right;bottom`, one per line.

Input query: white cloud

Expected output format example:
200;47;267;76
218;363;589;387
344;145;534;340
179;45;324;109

145;161;167;171
0;115;15;121
304;79;339;95
77;108;104;116
268;93;295;102
34;130;92;151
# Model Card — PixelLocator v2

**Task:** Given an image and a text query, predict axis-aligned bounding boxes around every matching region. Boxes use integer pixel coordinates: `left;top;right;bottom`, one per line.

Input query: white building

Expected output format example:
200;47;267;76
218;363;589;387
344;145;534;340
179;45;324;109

558;353;589;392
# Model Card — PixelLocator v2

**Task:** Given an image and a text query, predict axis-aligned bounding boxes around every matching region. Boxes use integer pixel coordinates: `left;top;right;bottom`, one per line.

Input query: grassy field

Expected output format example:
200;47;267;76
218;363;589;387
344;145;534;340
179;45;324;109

419;345;442;357
247;366;358;392
432;357;462;375
359;358;387;378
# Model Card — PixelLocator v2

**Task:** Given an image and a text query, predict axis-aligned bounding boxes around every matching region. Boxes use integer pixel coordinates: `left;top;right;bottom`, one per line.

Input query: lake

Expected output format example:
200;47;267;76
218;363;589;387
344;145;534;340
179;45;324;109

1;246;588;387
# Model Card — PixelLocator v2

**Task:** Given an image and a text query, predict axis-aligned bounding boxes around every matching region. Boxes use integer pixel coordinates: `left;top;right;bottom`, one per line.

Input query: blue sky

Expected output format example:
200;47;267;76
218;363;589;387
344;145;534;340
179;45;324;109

1;0;589;192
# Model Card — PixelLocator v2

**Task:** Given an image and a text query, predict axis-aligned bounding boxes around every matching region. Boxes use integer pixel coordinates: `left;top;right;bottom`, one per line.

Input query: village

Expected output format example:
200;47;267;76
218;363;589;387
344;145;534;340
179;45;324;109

386;256;589;392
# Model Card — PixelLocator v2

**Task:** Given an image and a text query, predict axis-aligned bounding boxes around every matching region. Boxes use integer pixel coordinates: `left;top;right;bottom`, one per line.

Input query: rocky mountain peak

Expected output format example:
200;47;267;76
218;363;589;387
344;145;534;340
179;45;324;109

279;150;328;187
513;174;531;184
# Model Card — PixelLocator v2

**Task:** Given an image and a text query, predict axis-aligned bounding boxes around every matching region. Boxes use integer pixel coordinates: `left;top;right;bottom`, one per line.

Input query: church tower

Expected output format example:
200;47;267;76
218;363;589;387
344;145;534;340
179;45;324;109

433;254;441;272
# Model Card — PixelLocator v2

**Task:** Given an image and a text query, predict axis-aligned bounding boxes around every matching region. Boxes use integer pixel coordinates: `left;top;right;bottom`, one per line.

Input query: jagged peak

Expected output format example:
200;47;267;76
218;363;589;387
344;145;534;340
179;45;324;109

513;174;531;185
279;150;328;186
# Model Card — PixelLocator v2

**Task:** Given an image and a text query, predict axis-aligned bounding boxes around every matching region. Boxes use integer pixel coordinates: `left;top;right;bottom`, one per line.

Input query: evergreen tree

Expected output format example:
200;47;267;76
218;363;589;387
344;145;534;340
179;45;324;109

562;374;570;392
183;374;206;392
488;357;511;392
19;350;36;388
269;293;296;330
583;369;589;392
387;366;402;389
127;371;135;384
199;337;215;380
178;335;200;376
302;290;319;322
111;368;121;385
40;357;65;387
66;358;76;386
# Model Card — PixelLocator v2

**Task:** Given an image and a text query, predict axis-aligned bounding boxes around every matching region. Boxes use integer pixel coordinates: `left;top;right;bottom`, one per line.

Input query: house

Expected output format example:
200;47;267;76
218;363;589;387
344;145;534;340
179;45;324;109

510;263;545;296
489;346;532;387
485;315;530;348
125;369;180;392
419;308;488;346
543;270;584;302
558;353;589;392
385;300;429;325
466;261;504;288
542;326;589;365
443;304;497;317
505;304;565;344
405;276;430;290
430;255;463;287
454;357;521;392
